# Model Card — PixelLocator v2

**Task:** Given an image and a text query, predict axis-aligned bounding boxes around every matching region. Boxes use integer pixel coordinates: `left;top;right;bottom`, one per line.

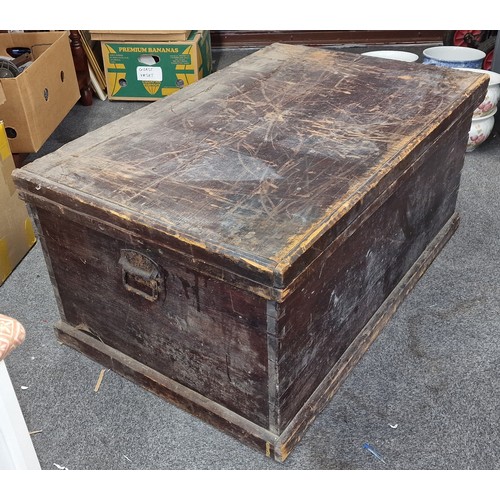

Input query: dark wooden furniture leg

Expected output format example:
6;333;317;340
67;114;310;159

12;153;28;168
69;30;93;106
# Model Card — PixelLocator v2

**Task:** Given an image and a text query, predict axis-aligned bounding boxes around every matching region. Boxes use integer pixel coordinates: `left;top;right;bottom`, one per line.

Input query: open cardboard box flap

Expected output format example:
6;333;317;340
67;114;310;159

0;31;80;153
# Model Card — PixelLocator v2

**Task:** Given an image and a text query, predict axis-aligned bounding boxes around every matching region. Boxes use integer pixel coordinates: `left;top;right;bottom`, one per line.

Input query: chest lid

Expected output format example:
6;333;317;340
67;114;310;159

13;43;487;297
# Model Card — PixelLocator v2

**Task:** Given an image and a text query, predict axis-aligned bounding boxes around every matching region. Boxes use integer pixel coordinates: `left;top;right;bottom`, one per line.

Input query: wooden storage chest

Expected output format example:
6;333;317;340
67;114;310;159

12;43;487;462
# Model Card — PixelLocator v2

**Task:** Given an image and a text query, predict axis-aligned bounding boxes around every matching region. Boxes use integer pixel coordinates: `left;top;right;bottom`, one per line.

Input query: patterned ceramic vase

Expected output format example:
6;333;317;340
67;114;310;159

456;68;500;117
467;107;497;152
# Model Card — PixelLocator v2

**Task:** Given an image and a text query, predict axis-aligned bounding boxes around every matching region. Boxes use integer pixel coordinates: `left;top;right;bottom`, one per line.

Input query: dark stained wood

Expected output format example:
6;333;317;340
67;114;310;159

274;213;460;461
25;205;68;323
12;43;488;462
210;31;444;48
55;321;279;456
274;110;472;430
54;211;459;462
69;30;93;106
35;205;270;427
12;153;28;169
17;190;279;300
12;44;487;294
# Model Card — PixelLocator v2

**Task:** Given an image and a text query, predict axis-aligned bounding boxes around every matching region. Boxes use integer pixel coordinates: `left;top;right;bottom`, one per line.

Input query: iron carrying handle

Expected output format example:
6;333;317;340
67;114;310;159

118;249;163;302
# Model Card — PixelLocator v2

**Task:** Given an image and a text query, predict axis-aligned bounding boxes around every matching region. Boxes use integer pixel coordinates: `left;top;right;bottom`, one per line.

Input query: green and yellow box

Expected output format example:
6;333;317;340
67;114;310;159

100;31;212;101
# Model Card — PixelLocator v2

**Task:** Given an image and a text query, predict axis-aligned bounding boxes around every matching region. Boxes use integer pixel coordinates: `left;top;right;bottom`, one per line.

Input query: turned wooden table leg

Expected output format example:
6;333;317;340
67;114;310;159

69;30;93;106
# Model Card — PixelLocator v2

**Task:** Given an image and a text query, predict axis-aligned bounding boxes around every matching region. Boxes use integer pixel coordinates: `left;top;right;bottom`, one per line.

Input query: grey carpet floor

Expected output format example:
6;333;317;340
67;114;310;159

1;44;500;470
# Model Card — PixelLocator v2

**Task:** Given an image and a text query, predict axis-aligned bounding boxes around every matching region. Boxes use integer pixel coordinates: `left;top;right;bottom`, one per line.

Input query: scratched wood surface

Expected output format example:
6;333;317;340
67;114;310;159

12;43;488;289
11;43;489;461
32;204;271;427
273;110;472;431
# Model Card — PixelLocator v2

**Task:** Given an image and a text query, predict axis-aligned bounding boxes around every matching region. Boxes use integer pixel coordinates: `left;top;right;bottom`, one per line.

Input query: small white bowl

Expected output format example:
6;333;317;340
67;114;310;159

423;46;486;68
467;107;497;152
456;68;500;117
362;50;419;62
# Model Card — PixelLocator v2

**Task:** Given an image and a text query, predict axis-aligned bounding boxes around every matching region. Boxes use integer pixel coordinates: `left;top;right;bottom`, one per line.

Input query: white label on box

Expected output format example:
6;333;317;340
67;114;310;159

136;66;163;81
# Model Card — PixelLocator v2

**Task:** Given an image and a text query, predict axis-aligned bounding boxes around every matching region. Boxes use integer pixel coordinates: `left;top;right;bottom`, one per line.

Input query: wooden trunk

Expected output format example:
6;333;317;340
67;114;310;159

12;44;487;462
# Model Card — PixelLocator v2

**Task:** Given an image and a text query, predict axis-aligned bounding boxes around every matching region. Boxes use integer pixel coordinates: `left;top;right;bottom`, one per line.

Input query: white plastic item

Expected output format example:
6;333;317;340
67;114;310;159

0;360;41;469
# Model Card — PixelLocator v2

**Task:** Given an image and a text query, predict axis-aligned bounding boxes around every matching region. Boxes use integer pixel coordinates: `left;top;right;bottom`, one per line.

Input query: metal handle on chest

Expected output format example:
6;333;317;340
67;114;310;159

118;249;163;302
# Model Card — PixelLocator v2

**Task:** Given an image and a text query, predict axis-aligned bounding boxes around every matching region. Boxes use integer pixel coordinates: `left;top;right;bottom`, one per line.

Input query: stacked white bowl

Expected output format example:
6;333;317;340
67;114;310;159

421;47;498;152
455;68;500;151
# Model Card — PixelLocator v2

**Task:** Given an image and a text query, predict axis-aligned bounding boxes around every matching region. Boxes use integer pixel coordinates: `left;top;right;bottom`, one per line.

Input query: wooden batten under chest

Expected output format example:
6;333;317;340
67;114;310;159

12;43;487;461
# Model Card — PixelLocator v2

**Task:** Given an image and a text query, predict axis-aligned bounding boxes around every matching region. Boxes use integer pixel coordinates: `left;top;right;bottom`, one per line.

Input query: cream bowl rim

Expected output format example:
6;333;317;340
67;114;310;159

423;46;486;62
471;107;497;121
361;50;419;62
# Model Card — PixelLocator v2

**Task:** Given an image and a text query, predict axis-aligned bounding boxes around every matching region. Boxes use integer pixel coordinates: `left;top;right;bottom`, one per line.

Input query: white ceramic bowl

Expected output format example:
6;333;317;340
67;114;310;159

361;50;419;62
467;107;497;152
423;46;486;68
456;68;500;117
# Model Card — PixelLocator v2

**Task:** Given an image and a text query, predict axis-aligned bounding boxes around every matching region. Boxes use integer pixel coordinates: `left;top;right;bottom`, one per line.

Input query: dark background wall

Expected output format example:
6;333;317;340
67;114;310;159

210;31;444;47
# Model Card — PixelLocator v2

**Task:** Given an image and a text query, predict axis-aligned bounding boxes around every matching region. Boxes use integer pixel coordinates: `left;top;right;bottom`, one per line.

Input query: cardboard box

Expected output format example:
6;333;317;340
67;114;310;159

0;31;80;153
0;122;36;286
100;31;212;101
90;31;192;42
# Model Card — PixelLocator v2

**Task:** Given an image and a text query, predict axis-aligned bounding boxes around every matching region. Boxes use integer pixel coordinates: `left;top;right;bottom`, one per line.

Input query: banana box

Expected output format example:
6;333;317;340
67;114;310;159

100;31;212;101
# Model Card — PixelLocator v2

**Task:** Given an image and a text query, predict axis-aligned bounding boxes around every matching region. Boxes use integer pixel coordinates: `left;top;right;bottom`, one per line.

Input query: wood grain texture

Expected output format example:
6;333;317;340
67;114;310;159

274;213;460;461
273;110;472;430
11;43;488;461
55;321;279;456
12;43;488;291
52;211;459;463
36;206;270;427
210;31;444;48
